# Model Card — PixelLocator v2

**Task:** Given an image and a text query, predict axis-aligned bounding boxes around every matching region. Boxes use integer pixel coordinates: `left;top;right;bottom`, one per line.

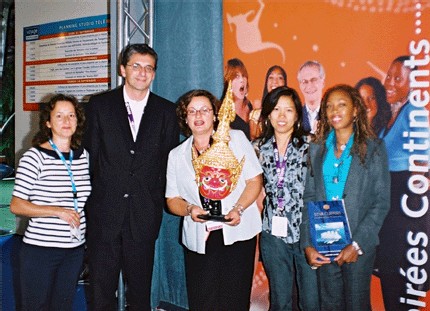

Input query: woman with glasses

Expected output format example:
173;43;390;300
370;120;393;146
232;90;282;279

165;88;263;311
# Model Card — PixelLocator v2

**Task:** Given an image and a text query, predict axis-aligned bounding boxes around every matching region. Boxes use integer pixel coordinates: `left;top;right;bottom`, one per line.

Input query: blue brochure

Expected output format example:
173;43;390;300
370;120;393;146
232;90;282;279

307;200;352;258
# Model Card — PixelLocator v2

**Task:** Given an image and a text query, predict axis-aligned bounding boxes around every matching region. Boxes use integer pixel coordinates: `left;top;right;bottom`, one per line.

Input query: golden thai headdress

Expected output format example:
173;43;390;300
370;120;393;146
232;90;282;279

192;81;245;198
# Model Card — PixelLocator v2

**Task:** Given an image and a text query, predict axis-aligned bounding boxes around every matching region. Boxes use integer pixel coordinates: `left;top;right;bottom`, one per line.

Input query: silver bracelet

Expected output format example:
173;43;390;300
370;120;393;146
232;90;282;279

233;203;245;216
352;241;363;255
185;202;193;216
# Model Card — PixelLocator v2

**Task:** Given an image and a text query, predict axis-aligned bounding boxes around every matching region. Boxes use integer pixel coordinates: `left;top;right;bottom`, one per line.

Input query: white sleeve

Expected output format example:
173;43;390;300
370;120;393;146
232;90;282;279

165;148;180;198
231;130;263;180
12;148;41;200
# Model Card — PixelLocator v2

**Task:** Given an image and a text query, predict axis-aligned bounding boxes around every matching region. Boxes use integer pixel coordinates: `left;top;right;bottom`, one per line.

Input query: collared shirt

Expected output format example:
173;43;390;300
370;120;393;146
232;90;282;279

303;104;320;134
323;130;354;201
254;136;309;244
307;106;320;134
123;89;149;140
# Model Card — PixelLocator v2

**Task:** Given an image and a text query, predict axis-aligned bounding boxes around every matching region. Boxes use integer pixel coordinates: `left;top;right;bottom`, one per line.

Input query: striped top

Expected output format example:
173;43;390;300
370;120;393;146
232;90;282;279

12;146;91;248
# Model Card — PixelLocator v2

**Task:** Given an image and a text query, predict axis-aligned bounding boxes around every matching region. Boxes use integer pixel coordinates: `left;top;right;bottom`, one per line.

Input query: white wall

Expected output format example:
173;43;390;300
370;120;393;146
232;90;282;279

14;0;108;163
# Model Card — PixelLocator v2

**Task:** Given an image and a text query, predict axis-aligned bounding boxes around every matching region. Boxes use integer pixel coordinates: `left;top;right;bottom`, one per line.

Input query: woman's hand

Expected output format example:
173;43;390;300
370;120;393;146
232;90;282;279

305;246;331;269
188;204;210;223
10;196;80;228
334;244;359;266
224;207;242;226
57;208;81;228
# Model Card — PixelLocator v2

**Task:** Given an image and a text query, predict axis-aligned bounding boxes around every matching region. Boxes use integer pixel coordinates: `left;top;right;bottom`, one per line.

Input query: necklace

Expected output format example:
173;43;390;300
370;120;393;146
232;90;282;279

336;138;349;151
193;143;210;154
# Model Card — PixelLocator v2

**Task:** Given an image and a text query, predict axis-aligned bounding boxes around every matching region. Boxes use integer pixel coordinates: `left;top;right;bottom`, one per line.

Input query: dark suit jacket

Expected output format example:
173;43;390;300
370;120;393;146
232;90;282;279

300;138;390;253
302;104;319;133
83;86;179;243
302;105;312;133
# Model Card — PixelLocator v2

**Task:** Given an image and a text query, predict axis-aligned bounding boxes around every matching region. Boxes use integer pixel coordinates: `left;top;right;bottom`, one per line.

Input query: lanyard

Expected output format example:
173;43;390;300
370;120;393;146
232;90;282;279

48;139;78;212
273;138;289;211
125;101;136;134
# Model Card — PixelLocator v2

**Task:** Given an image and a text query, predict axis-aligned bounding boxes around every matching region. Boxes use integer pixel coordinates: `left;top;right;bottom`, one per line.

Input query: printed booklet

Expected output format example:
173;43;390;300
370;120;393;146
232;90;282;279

307;200;352;258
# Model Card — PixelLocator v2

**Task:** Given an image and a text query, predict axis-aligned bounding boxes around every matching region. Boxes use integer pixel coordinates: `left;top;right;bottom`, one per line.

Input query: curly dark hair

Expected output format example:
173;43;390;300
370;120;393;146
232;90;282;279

32;93;85;150
258;86;308;148
176;89;219;137
315;84;375;163
355;76;391;135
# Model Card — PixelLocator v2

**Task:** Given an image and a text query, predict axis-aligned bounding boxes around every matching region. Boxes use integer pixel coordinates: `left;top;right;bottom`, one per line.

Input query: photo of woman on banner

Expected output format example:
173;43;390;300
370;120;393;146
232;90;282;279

355;76;391;136
300;84;390;310
165;83;263;311
221;58;254;140
376;55;430;311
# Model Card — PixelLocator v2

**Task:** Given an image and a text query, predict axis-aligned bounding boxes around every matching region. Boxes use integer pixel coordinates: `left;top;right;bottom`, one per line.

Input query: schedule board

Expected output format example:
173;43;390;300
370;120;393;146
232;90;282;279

23;14;110;110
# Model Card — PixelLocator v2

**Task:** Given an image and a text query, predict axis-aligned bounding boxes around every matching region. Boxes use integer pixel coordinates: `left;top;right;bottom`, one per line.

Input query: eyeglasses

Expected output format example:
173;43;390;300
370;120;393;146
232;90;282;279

187;107;213;116
299;77;321;86
126;63;155;74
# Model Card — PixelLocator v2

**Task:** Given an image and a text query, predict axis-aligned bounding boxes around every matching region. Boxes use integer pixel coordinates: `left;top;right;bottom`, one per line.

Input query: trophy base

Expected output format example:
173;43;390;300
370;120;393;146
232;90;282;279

197;214;232;222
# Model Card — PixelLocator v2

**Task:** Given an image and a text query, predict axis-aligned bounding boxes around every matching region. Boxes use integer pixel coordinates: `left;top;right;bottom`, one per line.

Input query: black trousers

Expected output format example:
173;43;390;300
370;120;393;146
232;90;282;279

87;209;156;311
185;229;257;311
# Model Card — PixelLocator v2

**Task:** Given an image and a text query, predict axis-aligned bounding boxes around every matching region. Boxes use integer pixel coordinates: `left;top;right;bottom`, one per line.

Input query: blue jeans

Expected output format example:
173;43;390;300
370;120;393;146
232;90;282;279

260;231;320;311
19;242;84;311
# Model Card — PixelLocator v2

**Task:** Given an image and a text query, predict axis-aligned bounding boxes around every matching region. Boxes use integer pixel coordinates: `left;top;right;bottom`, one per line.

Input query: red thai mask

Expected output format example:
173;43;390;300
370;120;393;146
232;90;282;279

198;165;233;200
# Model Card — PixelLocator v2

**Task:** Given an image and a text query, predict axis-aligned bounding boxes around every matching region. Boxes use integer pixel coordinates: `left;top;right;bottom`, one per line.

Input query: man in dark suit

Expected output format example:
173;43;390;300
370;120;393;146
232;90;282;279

84;44;179;311
297;60;325;134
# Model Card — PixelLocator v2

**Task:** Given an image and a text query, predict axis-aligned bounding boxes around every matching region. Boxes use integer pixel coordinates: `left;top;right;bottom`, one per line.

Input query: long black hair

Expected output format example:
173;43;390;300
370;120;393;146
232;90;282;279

355;76;391;135
258;86;308;148
261;65;287;103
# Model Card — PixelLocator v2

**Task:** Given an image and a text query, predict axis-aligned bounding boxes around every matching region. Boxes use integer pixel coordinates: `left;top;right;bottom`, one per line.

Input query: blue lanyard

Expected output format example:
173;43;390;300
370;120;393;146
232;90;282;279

273;138;290;211
48;139;78;212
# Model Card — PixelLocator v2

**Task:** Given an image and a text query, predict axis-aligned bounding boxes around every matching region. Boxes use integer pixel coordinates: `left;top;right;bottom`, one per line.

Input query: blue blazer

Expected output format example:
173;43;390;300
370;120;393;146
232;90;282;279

300;138;391;253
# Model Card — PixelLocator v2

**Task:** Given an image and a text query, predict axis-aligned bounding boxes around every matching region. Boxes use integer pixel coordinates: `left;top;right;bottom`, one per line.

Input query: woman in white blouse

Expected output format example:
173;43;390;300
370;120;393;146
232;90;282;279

165;89;262;311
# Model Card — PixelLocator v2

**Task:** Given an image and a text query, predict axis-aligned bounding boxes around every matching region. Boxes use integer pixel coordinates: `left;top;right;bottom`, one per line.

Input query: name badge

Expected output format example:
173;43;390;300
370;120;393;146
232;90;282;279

70;226;82;241
206;221;223;232
271;215;288;237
